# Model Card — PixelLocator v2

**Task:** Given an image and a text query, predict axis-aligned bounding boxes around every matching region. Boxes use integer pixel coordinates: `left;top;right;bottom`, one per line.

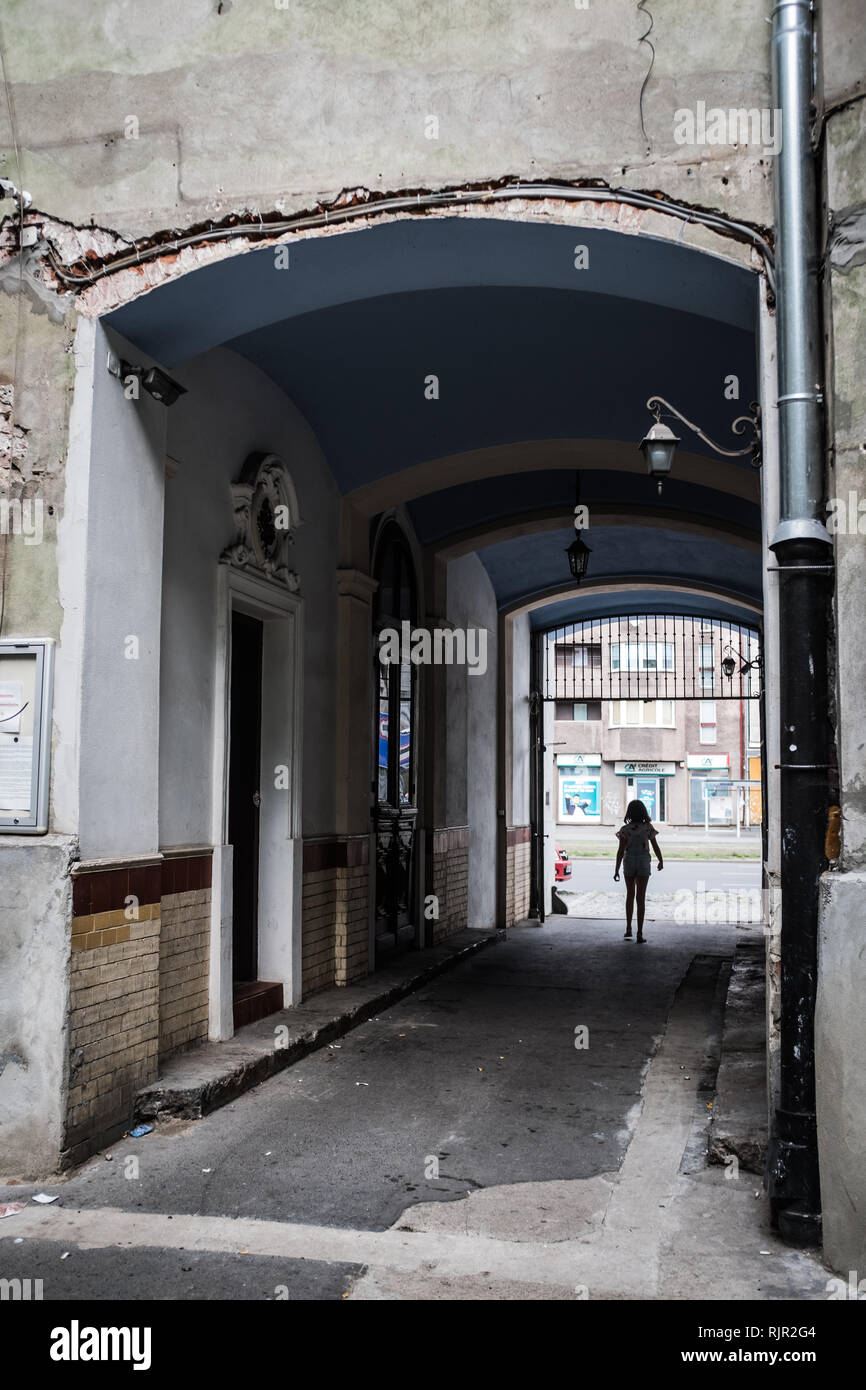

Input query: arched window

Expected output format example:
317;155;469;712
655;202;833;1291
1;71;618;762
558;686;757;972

371;521;419;958
373;523;417;808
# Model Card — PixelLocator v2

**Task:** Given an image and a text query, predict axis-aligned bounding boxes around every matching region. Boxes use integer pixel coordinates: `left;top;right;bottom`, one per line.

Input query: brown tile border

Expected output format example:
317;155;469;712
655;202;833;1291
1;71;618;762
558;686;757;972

303;836;370;872
161;853;212;896
506;825;531;847
431;825;470;854
71;850;213;917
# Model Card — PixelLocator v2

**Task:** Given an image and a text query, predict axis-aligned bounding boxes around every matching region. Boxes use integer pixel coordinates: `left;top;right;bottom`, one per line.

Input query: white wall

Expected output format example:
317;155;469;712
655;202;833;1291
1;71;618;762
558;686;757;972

446;553;498;929
78;324;167;859
160;347;340;848
511;610;531;826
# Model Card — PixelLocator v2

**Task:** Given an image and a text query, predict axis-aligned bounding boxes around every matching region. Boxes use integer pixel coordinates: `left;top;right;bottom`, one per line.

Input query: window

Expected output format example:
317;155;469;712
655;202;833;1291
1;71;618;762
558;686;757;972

555;643;601;672
699;700;717;745
747;699;761;747
574;645;601;669
690;769;732;823
373;524;417;807
555;700;602;721
610;642;674;673
609;700;676;728
699;643;715;691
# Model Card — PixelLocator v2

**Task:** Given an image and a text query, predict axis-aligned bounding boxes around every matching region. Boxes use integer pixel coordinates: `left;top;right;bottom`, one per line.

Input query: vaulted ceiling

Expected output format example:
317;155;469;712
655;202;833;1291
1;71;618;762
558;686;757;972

105;213;763;624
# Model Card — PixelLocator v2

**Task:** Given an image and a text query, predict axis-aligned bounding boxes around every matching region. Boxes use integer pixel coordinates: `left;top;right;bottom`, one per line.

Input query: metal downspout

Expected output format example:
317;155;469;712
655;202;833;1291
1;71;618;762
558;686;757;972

766;0;834;1246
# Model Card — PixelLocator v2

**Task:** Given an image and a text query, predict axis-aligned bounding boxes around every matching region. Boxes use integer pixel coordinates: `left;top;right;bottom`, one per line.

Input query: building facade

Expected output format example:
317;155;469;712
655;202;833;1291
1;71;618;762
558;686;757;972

550;617;762;828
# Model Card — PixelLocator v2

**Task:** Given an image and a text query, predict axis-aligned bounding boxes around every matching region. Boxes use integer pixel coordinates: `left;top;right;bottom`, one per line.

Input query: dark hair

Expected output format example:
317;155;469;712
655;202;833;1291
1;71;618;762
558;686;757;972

625;799;651;824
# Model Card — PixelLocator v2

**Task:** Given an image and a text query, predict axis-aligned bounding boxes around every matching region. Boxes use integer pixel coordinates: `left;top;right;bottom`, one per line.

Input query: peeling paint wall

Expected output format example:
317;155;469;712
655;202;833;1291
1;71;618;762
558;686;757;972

1;0;781;238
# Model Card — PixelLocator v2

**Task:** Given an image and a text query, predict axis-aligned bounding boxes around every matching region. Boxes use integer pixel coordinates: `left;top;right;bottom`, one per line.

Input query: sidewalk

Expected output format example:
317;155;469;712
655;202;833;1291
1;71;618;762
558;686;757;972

134;927;501;1126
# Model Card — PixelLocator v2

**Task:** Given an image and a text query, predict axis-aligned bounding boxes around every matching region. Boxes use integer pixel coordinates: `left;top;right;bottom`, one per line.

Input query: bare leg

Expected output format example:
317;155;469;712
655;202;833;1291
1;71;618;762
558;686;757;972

624;875;636;936
636;876;649;940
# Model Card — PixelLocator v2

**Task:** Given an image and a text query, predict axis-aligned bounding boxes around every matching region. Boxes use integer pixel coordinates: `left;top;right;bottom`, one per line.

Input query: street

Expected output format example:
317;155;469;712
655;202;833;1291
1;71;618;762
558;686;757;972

0;919;829;1301
557;858;764;923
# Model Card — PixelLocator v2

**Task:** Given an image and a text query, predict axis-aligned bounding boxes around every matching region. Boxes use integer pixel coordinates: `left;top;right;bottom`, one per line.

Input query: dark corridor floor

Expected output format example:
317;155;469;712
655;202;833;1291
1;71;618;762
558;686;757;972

30;919;736;1230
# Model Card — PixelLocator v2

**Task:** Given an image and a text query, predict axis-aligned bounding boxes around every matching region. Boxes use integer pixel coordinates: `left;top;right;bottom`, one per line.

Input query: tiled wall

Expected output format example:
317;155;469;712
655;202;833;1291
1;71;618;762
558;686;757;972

66;862;162;1167
301;867;337;994
64;852;212;1167
430;825;469;944
334;861;370;985
302;837;370;994
505;826;531;926
159;855;212;1062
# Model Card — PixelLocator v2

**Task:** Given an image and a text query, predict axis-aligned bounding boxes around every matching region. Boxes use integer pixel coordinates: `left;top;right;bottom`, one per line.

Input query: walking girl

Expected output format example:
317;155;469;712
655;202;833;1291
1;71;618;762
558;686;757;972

613;799;663;942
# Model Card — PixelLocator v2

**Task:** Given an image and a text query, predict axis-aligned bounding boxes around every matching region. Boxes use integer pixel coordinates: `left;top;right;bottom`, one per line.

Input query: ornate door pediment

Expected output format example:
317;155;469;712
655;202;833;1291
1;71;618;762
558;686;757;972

221;452;302;589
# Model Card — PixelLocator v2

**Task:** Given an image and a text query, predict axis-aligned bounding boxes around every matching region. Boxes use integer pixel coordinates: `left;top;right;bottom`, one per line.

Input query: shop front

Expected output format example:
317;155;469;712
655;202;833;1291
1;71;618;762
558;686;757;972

613;761;676;824
687;754;732;824
557;754;602;824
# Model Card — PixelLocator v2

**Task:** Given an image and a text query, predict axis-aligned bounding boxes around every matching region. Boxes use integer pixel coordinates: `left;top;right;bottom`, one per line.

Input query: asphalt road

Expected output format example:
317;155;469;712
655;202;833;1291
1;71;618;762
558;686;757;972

560;859;761;894
1;918;739;1300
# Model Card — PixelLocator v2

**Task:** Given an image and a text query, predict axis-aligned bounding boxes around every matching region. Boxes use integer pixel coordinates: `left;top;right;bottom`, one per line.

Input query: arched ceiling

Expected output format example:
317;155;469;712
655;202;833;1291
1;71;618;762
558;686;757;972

524;587;762;631
479;525;763;610
103;213;763;616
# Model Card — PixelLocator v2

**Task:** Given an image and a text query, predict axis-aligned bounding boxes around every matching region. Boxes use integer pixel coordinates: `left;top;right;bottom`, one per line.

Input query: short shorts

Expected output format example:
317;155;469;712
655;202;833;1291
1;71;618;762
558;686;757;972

623;850;652;877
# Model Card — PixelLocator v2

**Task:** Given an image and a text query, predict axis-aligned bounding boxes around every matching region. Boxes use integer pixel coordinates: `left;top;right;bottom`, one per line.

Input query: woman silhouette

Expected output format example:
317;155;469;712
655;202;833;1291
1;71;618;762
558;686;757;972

614;799;663;942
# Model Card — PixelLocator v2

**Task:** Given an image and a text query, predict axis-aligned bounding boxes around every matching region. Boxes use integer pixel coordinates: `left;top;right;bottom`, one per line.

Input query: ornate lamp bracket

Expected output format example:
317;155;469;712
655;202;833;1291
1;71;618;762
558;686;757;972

646;395;762;467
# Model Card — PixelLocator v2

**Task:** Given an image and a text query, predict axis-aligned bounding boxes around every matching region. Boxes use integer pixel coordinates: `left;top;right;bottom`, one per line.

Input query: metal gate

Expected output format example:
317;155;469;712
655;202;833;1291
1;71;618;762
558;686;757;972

538;614;762;703
528;614;764;920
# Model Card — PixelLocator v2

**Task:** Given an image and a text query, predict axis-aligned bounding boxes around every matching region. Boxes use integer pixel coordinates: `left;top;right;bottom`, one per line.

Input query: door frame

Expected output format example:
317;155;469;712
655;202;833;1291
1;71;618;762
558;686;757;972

625;773;666;824
209;564;304;1038
228;608;264;983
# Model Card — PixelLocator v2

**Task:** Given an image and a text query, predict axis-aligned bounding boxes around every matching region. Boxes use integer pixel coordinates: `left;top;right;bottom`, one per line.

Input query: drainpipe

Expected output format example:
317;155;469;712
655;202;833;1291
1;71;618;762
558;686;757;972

766;0;834;1246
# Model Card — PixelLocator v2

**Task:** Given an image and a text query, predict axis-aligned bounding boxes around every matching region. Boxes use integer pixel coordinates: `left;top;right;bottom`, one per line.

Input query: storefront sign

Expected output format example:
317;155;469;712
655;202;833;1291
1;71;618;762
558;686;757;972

557;754;602;768
686;754;730;769
614;760;676;776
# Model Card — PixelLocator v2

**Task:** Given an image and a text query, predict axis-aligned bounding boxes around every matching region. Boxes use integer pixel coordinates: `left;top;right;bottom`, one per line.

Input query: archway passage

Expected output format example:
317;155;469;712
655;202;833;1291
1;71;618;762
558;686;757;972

528;604;764;920
53;205;775;1186
95;206;766;977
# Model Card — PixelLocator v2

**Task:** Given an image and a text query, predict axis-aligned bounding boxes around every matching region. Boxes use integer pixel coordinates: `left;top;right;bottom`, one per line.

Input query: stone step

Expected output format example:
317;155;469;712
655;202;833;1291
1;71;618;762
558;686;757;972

134;928;501;1124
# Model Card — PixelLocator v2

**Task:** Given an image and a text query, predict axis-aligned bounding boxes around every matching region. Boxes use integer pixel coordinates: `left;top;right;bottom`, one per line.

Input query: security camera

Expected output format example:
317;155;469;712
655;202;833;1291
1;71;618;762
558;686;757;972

109;355;187;407
137;366;186;407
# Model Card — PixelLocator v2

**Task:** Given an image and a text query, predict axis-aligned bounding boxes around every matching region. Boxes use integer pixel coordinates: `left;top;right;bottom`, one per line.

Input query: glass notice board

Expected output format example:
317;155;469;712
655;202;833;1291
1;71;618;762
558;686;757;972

0;641;54;833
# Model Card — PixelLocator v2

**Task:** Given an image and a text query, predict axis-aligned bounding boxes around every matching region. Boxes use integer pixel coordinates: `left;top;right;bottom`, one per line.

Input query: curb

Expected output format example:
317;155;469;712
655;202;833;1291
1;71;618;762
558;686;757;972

135;929;504;1124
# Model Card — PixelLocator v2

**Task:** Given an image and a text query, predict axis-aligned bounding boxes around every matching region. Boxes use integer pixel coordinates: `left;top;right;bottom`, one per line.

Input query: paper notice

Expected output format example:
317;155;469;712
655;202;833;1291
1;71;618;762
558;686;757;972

0;681;23;734
0;735;32;812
